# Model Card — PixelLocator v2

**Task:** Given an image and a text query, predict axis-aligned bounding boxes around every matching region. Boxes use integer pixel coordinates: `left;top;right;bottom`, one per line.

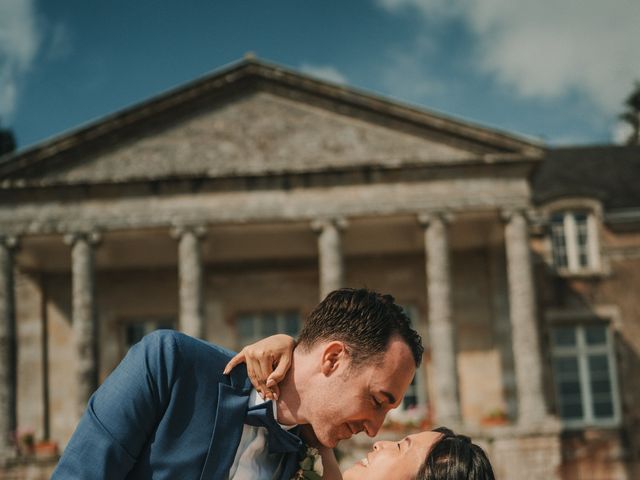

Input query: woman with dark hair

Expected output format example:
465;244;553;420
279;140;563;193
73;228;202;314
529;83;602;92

340;427;494;480
416;427;495;480
226;335;495;480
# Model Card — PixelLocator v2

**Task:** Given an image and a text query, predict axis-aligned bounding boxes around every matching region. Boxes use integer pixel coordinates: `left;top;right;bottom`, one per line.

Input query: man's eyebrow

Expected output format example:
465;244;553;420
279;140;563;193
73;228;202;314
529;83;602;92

381;391;396;405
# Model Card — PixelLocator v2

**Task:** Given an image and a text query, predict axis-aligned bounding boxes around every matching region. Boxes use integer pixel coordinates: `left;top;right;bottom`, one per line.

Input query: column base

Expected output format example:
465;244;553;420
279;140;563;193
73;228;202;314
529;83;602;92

0;447;17;469
485;416;562;480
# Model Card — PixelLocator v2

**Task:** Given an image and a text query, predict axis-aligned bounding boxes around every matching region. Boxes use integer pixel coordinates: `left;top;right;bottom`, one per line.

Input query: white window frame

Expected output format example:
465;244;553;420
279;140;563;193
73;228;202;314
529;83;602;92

551;323;621;428
550;210;601;273
235;311;301;348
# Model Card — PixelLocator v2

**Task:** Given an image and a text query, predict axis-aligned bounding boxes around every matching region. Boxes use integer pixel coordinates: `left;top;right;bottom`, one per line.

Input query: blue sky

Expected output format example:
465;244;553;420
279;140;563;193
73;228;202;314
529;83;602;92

1;0;639;151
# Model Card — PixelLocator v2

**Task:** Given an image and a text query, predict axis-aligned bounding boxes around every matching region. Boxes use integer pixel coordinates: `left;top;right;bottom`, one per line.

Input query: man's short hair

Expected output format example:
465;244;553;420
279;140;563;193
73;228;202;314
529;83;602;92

297;288;423;368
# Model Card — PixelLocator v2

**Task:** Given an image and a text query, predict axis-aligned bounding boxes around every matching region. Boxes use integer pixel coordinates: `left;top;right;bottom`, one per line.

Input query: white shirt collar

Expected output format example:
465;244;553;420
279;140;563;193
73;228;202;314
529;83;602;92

247;389;296;430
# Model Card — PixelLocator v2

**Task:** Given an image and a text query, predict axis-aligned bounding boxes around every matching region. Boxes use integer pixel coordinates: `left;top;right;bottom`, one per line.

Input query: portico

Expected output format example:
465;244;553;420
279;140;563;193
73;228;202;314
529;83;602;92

0;58;556;477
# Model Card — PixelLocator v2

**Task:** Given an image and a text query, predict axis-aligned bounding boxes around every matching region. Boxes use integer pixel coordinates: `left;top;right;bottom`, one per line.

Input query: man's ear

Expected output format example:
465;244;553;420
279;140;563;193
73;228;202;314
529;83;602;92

320;341;347;376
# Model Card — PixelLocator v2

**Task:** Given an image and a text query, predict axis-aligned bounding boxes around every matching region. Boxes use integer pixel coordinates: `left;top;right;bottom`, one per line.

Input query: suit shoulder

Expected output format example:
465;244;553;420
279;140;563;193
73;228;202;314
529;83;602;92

141;329;236;367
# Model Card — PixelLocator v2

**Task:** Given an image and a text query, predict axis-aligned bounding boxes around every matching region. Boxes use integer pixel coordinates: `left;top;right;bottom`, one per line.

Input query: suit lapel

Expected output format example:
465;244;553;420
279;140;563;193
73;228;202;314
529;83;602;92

280;453;302;480
199;381;250;480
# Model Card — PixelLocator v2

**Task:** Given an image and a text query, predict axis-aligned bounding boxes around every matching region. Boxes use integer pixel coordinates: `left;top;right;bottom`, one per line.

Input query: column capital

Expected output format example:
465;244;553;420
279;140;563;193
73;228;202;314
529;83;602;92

63;231;102;247
170;224;207;240
310;217;348;234
417;211;454;228
0;235;19;250
500;208;533;224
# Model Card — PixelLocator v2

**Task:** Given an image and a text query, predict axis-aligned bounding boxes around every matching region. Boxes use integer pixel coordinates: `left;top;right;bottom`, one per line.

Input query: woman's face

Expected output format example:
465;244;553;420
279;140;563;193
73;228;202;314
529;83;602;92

343;431;443;480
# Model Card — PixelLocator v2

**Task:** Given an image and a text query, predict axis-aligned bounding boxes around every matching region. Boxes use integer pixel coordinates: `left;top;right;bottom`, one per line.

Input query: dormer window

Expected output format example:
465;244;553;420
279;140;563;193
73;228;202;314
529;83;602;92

550;210;600;273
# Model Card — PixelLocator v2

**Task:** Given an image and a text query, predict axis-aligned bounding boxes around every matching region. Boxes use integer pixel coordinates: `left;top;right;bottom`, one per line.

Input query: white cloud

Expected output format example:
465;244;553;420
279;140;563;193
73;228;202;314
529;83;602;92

375;0;640;114
0;0;41;121
299;63;348;85
612;121;633;145
378;36;445;101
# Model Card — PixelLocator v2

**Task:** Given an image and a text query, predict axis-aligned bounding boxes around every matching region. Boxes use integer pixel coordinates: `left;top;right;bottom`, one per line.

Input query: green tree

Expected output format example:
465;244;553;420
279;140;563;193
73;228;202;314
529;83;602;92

619;81;640;145
0;117;17;156
0;127;16;156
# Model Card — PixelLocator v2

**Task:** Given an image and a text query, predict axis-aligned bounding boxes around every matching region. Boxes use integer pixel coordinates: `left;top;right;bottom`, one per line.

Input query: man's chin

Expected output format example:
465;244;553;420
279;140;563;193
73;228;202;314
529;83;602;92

315;431;339;449
321;437;339;448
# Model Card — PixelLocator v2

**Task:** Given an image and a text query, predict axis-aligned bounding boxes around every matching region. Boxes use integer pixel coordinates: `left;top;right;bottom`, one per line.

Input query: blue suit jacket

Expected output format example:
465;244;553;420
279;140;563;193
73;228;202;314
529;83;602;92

51;330;302;479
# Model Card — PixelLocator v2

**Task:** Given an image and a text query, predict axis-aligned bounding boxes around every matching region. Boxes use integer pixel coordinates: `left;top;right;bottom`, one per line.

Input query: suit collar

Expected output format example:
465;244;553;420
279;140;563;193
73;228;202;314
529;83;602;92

199;382;250;480
198;368;301;480
227;363;253;392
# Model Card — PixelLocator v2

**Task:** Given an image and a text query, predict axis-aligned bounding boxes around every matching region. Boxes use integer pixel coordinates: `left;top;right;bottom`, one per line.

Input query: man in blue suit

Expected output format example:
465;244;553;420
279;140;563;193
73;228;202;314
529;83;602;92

52;288;423;479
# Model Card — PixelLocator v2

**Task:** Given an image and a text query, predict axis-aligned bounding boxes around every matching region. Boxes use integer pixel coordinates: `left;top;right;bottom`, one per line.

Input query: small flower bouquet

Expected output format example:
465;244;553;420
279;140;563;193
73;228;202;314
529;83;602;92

292;447;323;480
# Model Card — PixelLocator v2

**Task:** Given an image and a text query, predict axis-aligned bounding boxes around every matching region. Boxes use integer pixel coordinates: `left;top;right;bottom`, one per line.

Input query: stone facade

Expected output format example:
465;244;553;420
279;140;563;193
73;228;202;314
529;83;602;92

0;58;639;479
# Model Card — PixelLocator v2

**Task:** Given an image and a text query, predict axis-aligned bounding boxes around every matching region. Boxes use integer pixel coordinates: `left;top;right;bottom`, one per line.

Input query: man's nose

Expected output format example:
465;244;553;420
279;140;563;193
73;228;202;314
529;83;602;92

364;412;386;437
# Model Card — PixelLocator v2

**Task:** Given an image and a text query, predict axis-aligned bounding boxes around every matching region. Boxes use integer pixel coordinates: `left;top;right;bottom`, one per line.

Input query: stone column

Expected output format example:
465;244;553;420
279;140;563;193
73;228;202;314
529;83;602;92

64;232;101;418
172;226;206;339
419;213;461;425
503;210;547;425
0;236;17;459
312;219;347;300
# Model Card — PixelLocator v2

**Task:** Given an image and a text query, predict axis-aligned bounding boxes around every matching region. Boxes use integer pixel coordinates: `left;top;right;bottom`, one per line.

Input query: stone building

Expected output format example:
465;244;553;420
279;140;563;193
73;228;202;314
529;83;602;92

0;58;638;479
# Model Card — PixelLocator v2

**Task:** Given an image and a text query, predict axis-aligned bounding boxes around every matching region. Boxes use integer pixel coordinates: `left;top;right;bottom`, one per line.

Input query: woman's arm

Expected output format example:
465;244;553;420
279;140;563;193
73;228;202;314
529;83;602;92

223;333;296;399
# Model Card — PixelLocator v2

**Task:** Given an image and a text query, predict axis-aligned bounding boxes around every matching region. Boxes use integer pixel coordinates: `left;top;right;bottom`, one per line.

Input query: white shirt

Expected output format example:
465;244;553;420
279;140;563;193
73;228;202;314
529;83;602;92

228;390;296;480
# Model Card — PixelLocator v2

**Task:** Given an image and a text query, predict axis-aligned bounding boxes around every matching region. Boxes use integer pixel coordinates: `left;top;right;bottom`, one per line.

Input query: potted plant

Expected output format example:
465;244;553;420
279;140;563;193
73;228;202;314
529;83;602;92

35;439;59;457
383;405;430;432
481;408;509;426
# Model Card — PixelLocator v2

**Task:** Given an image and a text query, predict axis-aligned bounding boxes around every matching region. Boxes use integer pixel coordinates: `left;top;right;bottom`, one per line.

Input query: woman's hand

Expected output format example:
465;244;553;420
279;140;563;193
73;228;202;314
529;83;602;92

223;334;295;400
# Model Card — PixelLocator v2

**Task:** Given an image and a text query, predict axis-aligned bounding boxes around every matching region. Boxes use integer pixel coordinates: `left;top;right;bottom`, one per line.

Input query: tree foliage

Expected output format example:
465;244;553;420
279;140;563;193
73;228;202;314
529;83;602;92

0;127;16;156
619;81;640;145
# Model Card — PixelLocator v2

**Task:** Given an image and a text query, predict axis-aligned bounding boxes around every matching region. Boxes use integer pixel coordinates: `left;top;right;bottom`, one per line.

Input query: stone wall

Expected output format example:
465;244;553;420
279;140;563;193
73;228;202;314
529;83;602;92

14;245;511;450
0;458;56;480
533;224;640;478
491;428;562;480
8;220;639;477
560;429;630;480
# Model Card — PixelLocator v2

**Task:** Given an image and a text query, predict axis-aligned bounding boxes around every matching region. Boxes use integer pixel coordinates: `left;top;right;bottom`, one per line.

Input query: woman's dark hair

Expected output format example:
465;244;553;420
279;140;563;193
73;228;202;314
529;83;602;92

416;427;495;480
297;288;423;368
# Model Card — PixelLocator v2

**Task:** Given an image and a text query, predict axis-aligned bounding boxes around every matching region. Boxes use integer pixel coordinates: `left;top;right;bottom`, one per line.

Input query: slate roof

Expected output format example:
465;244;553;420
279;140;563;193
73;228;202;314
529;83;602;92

533;145;640;210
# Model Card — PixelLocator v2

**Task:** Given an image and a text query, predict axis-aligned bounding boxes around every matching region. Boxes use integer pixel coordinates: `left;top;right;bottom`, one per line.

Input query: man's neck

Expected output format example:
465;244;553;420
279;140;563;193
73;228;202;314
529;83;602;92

274;349;306;426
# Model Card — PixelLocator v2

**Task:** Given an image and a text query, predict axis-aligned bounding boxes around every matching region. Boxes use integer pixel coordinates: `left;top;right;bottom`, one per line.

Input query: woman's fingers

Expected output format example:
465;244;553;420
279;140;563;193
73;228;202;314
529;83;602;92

266;352;290;388
223;351;246;375
224;350;267;397
249;350;271;398
222;334;296;401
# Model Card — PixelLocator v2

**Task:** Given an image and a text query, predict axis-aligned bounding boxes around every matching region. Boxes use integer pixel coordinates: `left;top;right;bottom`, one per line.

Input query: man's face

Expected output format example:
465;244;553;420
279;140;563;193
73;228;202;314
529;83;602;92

303;337;416;448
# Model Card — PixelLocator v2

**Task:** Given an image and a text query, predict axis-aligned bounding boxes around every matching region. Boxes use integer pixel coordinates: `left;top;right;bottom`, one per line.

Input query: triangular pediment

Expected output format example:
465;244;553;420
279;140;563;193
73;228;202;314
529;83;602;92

0;58;543;185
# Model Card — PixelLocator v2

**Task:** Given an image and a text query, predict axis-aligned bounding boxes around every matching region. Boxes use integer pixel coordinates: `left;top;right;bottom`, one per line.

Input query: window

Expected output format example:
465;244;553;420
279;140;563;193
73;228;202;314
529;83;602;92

236;311;301;347
551;324;620;426
125;318;175;350
550;211;600;273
